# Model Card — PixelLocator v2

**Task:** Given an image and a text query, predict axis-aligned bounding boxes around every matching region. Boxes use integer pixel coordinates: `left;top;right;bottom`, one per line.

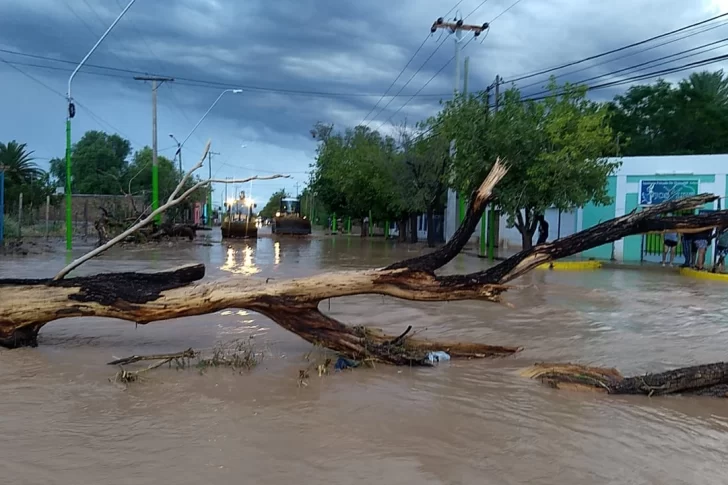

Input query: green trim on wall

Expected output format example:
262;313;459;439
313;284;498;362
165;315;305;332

582;176;617;260
622;193;642;261
625;174;715;183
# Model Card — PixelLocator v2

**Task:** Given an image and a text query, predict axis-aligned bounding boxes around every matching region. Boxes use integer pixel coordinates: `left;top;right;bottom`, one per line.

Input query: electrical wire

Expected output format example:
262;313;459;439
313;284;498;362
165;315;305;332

364;36;449;127
374;0;523;130
0;50;453;99
516;18;728;91
504;12;728;83
522;36;728;99
360;35;430;124
360;0;478;126
0;55;142;144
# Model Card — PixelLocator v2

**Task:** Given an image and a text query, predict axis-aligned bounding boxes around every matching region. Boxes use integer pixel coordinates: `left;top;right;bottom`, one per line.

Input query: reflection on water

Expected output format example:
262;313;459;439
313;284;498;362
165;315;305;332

220;244;260;276
1;230;728;484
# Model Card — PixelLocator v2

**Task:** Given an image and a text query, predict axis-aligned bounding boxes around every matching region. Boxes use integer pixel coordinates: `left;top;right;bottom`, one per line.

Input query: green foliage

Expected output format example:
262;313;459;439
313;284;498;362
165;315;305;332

309;122;399;220
308;121;448;235
609;70;728;156
1;140;57;210
259;189;289;218
50;130;132;194
436;78;619;248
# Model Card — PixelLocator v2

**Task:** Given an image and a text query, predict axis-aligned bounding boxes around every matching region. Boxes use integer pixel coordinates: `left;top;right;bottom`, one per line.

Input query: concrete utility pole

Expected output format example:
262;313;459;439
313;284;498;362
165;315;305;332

134;76;174;224
494;74;501;112
207;150;220;226
430;17;488;242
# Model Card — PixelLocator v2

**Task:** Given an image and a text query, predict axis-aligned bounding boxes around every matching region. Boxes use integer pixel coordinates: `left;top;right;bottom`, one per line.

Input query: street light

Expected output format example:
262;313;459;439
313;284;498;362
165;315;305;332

171;88;242;229
64;0;138;250
173;88;244;169
169;133;182;173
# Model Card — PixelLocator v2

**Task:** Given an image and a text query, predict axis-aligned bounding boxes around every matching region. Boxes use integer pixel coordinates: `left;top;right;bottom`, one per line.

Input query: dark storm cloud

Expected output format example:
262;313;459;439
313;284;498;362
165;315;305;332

1;0;726;151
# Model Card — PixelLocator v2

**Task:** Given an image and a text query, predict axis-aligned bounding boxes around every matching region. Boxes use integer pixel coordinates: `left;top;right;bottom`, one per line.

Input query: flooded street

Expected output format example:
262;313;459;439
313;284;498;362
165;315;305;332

2;231;728;485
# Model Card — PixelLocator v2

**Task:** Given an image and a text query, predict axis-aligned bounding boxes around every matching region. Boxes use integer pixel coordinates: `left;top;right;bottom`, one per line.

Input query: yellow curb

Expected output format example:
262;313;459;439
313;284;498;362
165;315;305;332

537;261;603;271
679;267;728;282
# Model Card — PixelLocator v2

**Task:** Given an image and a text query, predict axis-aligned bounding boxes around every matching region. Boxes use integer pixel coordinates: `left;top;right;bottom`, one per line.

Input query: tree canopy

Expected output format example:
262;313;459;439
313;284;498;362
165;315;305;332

259;189;289;218
50;130;132;194
609;70;728;156
308;121;449;243
1;140;56;210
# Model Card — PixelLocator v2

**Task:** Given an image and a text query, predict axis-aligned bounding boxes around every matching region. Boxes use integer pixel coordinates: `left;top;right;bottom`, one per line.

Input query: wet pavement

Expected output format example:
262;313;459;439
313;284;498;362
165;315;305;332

1;229;728;484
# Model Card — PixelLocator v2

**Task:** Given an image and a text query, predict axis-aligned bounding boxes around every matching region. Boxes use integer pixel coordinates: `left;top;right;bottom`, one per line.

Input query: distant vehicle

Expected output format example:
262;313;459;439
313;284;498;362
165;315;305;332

272;198;311;235
221;216;257;239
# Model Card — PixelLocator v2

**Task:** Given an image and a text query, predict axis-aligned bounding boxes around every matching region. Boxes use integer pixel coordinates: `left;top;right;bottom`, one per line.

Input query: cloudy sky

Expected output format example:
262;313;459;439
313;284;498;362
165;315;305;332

2;0;728;206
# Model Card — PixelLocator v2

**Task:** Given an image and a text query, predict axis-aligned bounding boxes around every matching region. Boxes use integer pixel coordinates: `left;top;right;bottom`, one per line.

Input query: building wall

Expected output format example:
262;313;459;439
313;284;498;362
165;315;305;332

443;154;728;261
581;176;617;260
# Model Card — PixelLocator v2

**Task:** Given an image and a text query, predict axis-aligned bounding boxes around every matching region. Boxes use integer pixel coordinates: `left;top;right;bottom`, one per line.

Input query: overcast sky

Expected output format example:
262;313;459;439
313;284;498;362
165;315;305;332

2;0;728;206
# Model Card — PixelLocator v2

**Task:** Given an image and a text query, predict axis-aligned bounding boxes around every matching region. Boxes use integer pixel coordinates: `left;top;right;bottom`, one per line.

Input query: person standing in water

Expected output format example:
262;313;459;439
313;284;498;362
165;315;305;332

662;231;678;266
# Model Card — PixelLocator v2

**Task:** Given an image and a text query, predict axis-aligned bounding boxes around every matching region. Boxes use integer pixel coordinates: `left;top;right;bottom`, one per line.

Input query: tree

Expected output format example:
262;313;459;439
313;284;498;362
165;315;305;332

309;123;400;235
394;124;450;246
437;79;620;249
259;189;288;218
609;70;728;156
50;130;132;194
0;140;55;210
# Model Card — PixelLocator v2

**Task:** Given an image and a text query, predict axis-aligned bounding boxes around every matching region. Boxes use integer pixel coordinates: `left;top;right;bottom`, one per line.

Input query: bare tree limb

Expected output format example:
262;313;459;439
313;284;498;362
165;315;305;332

4;160;728;368
53;140;289;281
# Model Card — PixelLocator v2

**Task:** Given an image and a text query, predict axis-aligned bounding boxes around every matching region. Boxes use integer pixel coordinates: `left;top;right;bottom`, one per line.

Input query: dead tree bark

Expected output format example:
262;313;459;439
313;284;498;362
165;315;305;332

523;362;728;397
2;158;728;368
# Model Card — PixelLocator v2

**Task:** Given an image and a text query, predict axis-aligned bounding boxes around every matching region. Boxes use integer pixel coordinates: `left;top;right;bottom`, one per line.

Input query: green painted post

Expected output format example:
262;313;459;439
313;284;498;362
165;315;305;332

480;212;486;257
369;210;373;237
458;198;466;224
152;160;160;224
385;220;389;239
488;209;496;261
65;119;72;250
332;212;337;232
347;216;351;233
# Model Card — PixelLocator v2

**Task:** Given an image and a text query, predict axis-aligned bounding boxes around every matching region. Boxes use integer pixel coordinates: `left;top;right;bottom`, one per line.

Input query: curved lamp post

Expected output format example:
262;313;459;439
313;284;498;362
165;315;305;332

65;0;138;251
169;89;242;226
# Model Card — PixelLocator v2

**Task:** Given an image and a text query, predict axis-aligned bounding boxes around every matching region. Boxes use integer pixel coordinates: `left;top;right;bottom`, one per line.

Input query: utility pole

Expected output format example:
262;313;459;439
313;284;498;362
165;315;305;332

134;75;174;225
295;182;300;198
494;74;501;112
488;75;502;261
207;150;220;226
430;17;488;241
463;57;470;95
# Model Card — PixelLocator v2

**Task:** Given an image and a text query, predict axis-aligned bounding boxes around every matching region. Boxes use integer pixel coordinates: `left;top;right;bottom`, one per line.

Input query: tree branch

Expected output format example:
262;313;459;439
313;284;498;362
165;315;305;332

5;161;728;369
53;140;289;281
386;158;507;272
472;193;722;284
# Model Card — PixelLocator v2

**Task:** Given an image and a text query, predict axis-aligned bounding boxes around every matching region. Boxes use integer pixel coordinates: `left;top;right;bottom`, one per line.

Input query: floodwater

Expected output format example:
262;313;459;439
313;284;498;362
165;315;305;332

1;229;728;485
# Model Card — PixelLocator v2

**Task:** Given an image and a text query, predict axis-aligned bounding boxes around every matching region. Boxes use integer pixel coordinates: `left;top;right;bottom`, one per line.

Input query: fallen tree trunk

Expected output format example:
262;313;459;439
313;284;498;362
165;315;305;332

3;157;728;367
522;362;728;397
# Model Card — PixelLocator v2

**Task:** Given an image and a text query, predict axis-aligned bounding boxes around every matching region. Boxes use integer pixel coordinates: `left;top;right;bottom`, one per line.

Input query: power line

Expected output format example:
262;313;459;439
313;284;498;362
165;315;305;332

517;18;728;91
505;12;728;83
364;36;449;127
0;50;454;99
365;0;496;127
375;0;523;130
408;43;728;143
360;35;430;124
0;54;142;144
522;37;728;100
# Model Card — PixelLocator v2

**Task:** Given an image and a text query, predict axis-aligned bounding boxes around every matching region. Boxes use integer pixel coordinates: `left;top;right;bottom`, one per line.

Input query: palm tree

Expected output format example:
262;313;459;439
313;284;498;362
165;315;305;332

0;141;42;185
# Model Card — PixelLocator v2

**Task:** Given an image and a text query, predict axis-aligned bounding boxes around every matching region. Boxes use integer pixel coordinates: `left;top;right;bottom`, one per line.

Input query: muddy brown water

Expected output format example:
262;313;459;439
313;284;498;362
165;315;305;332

1;230;728;484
